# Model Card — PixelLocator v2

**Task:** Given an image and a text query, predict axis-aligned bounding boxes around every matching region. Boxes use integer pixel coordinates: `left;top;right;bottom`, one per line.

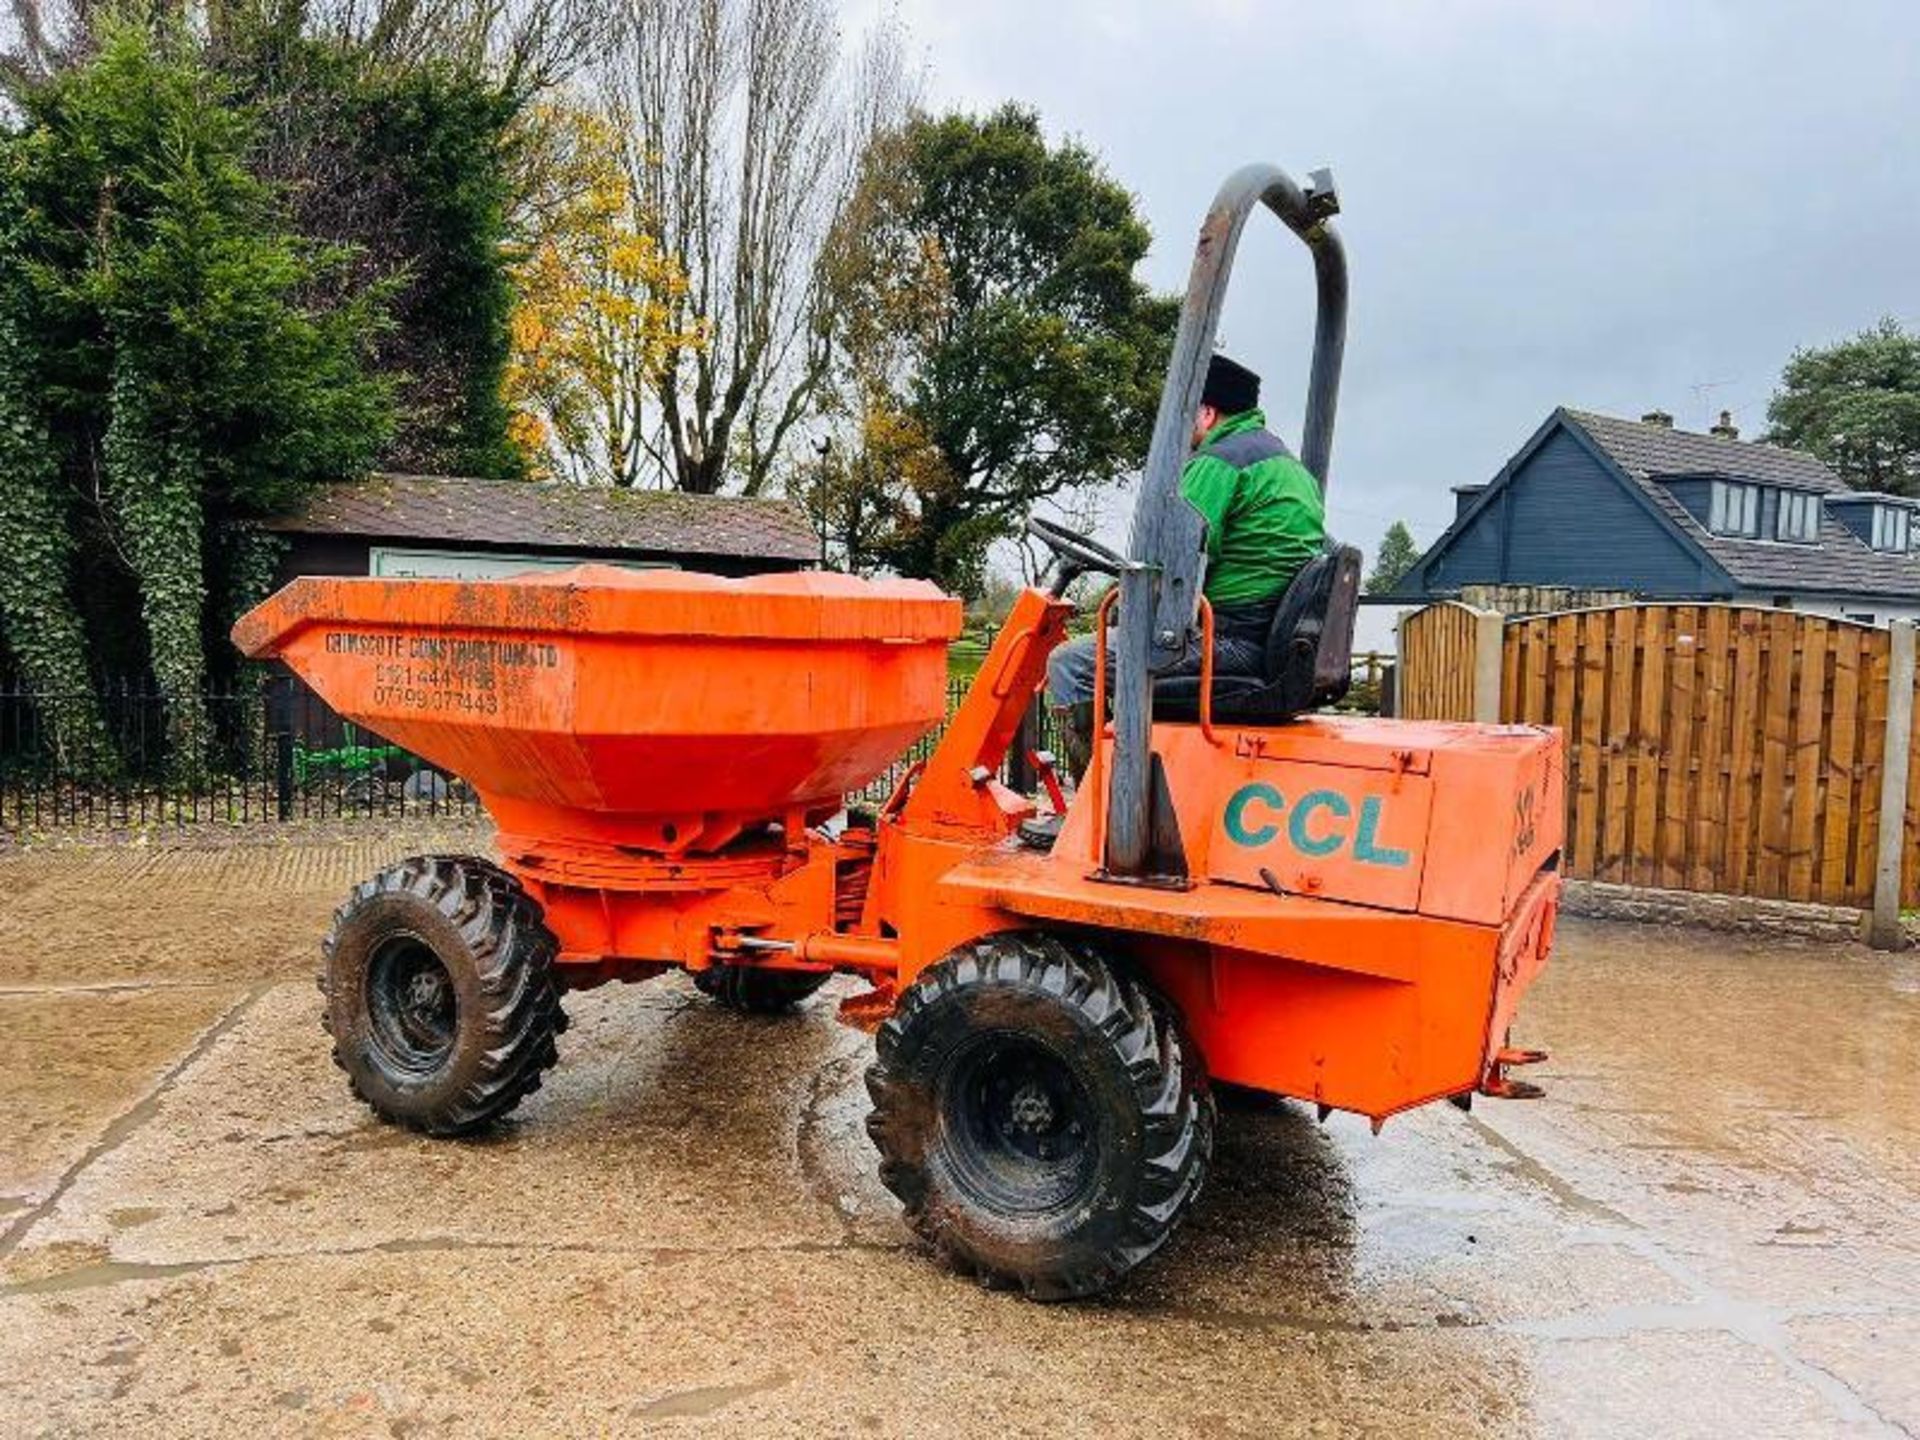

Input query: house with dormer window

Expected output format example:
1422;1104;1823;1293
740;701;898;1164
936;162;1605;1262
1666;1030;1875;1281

1389;408;1920;625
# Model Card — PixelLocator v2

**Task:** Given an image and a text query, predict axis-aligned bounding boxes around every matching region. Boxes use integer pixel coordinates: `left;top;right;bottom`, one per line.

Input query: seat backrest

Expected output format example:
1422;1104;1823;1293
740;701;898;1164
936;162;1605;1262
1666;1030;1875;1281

1149;541;1364;725
1262;542;1362;709
1312;545;1363;699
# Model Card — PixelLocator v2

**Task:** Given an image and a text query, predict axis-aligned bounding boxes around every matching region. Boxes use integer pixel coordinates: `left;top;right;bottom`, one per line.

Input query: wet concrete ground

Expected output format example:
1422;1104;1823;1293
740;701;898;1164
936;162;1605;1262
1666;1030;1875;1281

1;827;1916;1437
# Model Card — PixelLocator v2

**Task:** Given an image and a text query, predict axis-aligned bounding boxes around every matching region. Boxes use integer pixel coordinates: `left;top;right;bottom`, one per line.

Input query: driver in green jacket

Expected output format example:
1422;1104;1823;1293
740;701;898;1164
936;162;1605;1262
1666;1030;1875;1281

1045;353;1326;770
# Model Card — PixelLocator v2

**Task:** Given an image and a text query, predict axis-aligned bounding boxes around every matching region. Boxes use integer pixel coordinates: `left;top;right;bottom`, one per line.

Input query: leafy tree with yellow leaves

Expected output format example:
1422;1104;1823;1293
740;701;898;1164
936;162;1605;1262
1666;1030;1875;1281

505;106;704;486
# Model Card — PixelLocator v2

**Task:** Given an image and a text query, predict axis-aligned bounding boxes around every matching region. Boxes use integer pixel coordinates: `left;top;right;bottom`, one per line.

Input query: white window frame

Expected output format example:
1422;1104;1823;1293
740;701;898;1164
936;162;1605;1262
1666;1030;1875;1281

1708;480;1760;538
1871;505;1911;553
1775;490;1820;543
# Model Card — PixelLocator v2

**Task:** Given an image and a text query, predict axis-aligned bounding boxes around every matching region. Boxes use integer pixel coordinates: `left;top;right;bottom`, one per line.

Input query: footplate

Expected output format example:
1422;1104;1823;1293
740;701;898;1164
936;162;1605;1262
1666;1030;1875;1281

1480;1044;1549;1100
1477;866;1558;1100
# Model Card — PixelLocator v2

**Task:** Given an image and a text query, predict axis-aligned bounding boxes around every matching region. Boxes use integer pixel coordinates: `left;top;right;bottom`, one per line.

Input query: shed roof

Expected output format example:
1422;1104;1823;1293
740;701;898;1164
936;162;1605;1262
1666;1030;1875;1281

264;473;819;564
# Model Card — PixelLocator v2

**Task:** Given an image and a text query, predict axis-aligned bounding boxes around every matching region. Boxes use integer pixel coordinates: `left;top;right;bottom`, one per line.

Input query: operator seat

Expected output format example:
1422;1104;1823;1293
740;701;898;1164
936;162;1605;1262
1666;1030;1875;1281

1151;543;1364;725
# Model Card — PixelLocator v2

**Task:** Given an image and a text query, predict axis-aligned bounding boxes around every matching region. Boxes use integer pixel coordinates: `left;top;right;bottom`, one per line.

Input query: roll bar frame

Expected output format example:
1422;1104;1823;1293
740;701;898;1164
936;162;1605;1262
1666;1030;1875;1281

1103;162;1348;878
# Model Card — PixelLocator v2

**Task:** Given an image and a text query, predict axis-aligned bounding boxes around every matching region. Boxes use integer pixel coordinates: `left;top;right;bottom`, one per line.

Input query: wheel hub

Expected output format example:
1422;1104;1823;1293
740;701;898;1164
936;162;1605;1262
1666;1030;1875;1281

405;968;449;1018
942;1035;1098;1215
366;934;458;1074
1006;1081;1056;1136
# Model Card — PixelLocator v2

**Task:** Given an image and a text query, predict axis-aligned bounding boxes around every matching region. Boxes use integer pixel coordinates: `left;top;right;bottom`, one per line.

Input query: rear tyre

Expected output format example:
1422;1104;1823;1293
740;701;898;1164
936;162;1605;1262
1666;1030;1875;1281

694;964;832;1014
865;932;1213;1301
321;855;565;1137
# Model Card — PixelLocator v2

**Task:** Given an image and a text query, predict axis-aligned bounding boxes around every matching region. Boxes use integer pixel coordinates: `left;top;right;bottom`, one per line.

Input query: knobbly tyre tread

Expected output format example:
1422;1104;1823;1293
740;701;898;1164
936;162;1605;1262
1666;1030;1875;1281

320;854;565;1137
693;963;832;1014
864;931;1214;1301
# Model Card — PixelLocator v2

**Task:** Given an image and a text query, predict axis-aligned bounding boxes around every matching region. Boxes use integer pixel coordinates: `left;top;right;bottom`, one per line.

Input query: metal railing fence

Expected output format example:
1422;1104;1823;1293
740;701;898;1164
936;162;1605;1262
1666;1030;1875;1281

4;656;1384;833
1;676;1067;831
0;675;479;830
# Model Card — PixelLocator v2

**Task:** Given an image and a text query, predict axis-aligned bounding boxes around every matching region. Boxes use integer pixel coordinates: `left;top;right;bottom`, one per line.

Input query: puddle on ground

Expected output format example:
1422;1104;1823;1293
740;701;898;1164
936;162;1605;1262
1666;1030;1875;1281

632;1371;793;1420
329;1125;420;1155
3;1256;215;1296
1527;918;1920;1177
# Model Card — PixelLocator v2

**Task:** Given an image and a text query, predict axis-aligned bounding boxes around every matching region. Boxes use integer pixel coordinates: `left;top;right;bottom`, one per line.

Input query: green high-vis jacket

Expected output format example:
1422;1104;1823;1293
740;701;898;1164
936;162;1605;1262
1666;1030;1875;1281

1179;408;1326;607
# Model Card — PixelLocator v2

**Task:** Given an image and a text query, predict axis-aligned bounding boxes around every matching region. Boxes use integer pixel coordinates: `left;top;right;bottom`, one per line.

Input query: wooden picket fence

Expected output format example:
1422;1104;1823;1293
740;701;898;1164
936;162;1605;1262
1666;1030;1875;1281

1398;601;1919;911
1395;602;1481;724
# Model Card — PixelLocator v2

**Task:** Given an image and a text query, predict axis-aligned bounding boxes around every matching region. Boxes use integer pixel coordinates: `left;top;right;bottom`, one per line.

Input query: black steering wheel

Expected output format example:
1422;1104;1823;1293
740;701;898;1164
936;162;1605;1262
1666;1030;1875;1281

1025;515;1131;595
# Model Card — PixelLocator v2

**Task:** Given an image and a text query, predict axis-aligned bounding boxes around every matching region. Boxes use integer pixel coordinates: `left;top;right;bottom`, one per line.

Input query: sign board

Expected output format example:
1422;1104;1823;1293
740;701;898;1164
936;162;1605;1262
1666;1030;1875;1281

1207;757;1432;913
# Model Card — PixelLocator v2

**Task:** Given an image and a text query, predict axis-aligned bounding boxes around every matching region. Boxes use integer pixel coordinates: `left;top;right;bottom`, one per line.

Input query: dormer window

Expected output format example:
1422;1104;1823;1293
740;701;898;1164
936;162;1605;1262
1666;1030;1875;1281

1824;493;1915;551
1871;504;1910;552
1708;479;1760;538
1776;490;1821;543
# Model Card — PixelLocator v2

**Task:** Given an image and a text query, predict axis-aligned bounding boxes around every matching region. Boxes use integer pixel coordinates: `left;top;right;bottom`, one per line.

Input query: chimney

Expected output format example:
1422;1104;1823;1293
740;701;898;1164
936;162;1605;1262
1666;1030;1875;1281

1711;409;1739;440
1452;483;1487;520
1641;409;1673;428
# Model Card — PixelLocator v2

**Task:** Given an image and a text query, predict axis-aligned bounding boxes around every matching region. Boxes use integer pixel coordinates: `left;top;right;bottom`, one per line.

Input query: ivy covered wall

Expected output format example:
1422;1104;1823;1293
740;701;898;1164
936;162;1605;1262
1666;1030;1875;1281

0;20;525;773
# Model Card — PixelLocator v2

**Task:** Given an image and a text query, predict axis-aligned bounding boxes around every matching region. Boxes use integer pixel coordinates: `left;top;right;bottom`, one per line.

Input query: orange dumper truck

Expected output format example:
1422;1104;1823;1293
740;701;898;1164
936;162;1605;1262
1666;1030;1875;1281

235;164;1562;1300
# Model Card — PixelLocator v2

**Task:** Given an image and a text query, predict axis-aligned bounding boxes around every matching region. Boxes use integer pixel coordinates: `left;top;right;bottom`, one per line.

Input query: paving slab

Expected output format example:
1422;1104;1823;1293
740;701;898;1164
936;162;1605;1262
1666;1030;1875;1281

1;837;1915;1437
0;986;246;1217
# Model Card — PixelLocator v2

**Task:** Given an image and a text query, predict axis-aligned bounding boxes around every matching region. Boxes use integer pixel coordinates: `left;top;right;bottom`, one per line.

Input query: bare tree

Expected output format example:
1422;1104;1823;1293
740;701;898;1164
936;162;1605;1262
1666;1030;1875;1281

604;0;905;495
303;0;609;101
2;0;606;102
0;0;88;93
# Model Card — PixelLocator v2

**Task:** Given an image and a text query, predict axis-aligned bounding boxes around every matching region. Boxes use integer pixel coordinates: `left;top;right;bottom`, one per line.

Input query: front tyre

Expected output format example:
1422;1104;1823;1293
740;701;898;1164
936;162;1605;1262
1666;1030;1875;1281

321;855;565;1137
865;932;1213;1301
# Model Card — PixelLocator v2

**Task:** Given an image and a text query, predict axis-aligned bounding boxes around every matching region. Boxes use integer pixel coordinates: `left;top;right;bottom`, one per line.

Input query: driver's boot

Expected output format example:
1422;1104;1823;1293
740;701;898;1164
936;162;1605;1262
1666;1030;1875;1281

1019;703;1096;852
1056;701;1095;784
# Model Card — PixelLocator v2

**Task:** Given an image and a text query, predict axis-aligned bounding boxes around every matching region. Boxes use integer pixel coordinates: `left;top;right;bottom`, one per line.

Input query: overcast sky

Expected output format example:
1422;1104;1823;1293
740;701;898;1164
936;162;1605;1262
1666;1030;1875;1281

872;0;1920;571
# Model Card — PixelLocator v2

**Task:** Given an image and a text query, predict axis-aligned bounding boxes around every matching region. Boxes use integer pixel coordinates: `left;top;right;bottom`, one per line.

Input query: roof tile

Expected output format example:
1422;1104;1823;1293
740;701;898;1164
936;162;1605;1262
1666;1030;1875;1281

263;473;819;563
1565;411;1920;601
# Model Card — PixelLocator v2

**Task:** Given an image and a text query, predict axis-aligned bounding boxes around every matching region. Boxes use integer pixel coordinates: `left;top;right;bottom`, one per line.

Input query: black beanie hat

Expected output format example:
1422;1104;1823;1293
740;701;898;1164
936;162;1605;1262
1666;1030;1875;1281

1202;353;1261;414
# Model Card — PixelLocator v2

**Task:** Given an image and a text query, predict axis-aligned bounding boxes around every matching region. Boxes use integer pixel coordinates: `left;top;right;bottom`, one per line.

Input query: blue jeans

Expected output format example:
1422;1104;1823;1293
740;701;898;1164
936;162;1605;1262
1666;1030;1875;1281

1045;602;1275;707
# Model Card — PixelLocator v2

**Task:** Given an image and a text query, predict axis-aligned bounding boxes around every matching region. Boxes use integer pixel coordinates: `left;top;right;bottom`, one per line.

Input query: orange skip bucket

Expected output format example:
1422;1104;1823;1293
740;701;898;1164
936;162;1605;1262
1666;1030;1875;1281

233;566;963;856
